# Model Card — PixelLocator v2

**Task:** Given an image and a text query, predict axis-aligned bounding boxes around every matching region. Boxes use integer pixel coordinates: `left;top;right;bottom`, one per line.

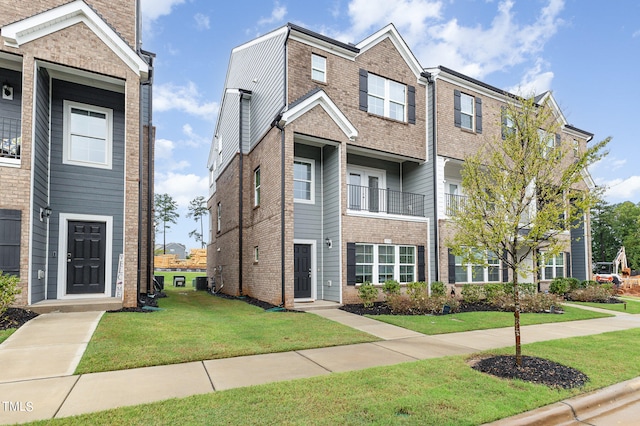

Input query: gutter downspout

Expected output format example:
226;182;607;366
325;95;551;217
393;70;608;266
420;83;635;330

145;56;154;297
427;72;440;281
238;92;245;296
281;26;290;307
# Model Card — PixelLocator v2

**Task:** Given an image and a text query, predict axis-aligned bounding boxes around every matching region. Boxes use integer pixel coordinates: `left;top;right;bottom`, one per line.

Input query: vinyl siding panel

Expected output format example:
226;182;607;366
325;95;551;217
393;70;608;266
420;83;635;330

48;80;125;298
30;68;50;303
322;145;340;302
216;93;240;180
293;144;322;241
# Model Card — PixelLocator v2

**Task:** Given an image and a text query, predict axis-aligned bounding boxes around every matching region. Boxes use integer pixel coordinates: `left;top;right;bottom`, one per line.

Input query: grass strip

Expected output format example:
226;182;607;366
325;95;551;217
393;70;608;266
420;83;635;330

571;301;640;314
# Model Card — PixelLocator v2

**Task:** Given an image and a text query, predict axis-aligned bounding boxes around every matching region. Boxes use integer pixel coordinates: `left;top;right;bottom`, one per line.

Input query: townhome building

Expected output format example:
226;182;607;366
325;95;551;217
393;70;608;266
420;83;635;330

208;23;594;308
0;0;155;311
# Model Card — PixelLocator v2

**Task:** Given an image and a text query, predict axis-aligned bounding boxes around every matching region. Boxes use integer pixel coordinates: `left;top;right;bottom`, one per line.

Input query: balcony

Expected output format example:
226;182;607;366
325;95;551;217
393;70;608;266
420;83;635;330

445;193;467;216
0;116;21;160
347;184;424;217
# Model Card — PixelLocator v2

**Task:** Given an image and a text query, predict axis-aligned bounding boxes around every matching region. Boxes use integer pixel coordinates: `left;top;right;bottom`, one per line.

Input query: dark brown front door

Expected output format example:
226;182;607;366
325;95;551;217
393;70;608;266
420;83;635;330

67;221;106;294
294;244;312;298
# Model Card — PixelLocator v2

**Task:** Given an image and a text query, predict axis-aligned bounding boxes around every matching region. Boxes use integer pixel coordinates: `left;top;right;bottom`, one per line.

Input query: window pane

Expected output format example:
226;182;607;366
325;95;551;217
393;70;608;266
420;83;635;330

312;55;325;70
488;266;500;282
294;162;311;180
400;265;414;283
356;265;373;283
471;265;484;282
293;181;311;200
356;245;373;263
378;265;394;282
400;246;414;264
312;69;325;81
389;81;405;103
70;135;106;164
461;113;473;130
368;74;385;97
378;245;395;264
460;94;474;114
368;95;384;116
455;265;467;283
389;102;404;121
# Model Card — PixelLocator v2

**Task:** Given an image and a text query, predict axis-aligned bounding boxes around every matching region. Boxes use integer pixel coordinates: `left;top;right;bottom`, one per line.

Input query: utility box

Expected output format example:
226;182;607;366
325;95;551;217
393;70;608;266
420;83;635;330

173;275;186;287
194;276;208;291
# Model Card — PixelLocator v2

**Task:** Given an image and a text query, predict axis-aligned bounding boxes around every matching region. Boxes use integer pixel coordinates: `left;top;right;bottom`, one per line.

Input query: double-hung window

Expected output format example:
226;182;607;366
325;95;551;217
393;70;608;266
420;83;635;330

254;167;261;207
460;93;474;130
311;54;326;83
293;158;314;203
542;253;564;280
367;74;406;121
455;249;500;283
63;101;112;169
355;244;416;284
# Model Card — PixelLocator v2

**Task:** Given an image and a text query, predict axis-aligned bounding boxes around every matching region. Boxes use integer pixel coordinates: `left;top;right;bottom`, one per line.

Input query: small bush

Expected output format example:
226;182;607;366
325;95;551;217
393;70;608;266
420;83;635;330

566;277;582;291
0;271;21;316
461;284;485;304
382;280;401;297
568;285;615;303
549;277;570;295
430;281;446;297
582;280;599;288
423;295;460;314
484;283;507;303
358;282;378;308
386;294;413;314
520;293;563;313
406;281;428;302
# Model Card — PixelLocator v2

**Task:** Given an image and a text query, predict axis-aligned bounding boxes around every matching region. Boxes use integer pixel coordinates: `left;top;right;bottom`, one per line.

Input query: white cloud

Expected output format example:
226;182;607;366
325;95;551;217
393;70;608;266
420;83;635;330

508;59;554;96
181;123;209;148
141;0;185;21
155;172;209;208
633;29;640;38
154;82;219;121
258;2;287;26
154;138;175;160
596;176;640;203
194;13;210;30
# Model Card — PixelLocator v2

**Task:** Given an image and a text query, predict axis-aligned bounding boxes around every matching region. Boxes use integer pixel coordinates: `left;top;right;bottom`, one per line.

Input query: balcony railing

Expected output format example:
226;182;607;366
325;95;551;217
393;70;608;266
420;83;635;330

347;184;425;217
0;117;21;160
445;193;467;216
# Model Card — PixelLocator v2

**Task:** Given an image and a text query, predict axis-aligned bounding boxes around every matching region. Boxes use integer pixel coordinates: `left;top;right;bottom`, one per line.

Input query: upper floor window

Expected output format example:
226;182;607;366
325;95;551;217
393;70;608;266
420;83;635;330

63;101;112;169
216;202;221;233
454;90;482;133
254;167;261;207
573;139;579;158
293;158;315;203
311;54;326;83
367;74;406;121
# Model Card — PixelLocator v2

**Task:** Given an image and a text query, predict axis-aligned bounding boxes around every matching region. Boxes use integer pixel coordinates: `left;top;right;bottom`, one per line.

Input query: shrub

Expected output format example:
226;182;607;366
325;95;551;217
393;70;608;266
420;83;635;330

461;284;485;304
520;293;563;313
568;285;615;303
386;294;413;314
518;283;537;295
430;281;446;297
566;277;582;291
423;295;460;314
549;277;570;295
484;283;507;303
406;281;428;302
382;280;401;297
582;280;599;288
0;271;21;316
357;282;378;308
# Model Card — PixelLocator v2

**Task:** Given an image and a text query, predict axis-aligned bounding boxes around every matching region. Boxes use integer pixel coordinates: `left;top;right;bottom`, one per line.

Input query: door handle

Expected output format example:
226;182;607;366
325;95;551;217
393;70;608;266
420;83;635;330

67;253;72;263
308;268;311;278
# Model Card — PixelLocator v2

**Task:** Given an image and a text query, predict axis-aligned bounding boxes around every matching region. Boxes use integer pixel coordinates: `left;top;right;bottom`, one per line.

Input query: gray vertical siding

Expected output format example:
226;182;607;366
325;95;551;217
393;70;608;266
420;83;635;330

571;219;587;281
226;28;287;149
293;144;322;240
48;79;125;298
322;145;340;302
30;68;50;303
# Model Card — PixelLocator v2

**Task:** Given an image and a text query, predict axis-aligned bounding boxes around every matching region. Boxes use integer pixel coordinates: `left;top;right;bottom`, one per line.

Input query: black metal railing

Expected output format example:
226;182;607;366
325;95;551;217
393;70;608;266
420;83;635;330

445;193;467;215
0;116;21;160
347;184;425;217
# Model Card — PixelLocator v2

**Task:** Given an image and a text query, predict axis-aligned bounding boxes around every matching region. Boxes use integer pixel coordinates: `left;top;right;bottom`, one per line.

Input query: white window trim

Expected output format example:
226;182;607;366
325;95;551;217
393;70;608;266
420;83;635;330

541;252;565;281
63;100;113;170
347;165;387;213
57;213;113;299
216;202;221;233
460;92;474;131
367;73;407;122
455;250;501;283
355;244;417;284
294;157;315;204
311;54;326;83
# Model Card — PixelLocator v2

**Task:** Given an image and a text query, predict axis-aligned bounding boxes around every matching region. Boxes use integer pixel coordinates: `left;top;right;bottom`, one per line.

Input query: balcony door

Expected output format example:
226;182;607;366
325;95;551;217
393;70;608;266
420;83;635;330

348;167;386;213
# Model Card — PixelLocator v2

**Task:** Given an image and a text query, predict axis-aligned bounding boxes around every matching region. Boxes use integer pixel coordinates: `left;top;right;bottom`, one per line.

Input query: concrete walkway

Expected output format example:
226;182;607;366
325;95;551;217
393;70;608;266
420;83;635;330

2;308;640;424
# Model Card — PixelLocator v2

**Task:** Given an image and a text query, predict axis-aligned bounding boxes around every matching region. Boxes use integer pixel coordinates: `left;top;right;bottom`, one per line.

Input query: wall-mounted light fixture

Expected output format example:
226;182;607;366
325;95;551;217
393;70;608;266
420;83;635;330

2;82;13;100
325;237;332;249
40;206;52;221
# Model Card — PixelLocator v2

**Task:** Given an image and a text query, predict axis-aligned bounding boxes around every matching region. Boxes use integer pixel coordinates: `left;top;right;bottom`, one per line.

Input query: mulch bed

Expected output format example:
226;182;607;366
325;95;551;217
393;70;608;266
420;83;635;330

0;308;39;331
340;301;504;316
211;292;302;312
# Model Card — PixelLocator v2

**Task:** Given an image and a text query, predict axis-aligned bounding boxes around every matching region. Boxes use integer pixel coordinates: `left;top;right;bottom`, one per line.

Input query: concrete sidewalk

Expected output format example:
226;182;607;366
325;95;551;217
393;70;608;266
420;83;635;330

1;309;640;424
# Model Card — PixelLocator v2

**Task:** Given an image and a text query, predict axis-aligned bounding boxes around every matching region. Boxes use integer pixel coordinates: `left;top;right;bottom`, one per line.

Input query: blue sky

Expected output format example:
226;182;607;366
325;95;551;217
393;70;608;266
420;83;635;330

140;0;640;249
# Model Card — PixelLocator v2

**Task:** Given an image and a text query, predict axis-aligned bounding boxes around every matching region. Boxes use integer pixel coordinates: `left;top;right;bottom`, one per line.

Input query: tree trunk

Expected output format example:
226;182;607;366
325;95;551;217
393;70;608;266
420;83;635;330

513;269;522;366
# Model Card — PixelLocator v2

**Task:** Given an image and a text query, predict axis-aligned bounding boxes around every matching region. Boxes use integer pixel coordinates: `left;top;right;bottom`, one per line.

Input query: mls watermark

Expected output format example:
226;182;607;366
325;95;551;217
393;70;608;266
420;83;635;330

2;401;34;412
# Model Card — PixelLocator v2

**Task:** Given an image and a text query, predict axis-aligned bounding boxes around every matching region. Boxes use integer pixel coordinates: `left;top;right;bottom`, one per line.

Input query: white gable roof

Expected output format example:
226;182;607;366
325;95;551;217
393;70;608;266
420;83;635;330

2;0;148;77
280;90;358;141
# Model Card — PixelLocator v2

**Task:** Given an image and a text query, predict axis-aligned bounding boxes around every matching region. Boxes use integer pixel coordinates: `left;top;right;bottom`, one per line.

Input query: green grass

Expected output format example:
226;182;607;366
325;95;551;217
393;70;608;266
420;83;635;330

34;328;640;425
366;305;611;335
75;285;378;374
571;300;640;314
0;328;15;344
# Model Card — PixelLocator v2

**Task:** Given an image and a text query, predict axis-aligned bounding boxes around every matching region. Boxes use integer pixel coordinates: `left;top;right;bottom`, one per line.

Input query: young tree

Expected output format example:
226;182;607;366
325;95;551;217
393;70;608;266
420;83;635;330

449;94;609;366
154;193;179;254
187;195;208;248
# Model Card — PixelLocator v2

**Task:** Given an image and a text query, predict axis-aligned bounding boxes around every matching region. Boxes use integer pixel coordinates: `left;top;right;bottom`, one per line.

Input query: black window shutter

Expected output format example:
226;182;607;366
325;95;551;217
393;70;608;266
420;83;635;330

501;107;507;140
565;252;571;278
0;209;21;277
475;97;482;134
448;248;456;284
502;250;509;283
453;90;461;128
407;85;416;124
417;245;425;282
358;69;368;112
555;133;561;147
347;243;356;285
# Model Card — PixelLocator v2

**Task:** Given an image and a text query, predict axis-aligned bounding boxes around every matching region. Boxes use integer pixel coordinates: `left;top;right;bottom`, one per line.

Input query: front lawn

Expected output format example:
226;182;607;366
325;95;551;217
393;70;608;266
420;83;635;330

366;305;611;334
37;328;640;425
75;286;378;374
570;300;640;314
0;328;15;344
